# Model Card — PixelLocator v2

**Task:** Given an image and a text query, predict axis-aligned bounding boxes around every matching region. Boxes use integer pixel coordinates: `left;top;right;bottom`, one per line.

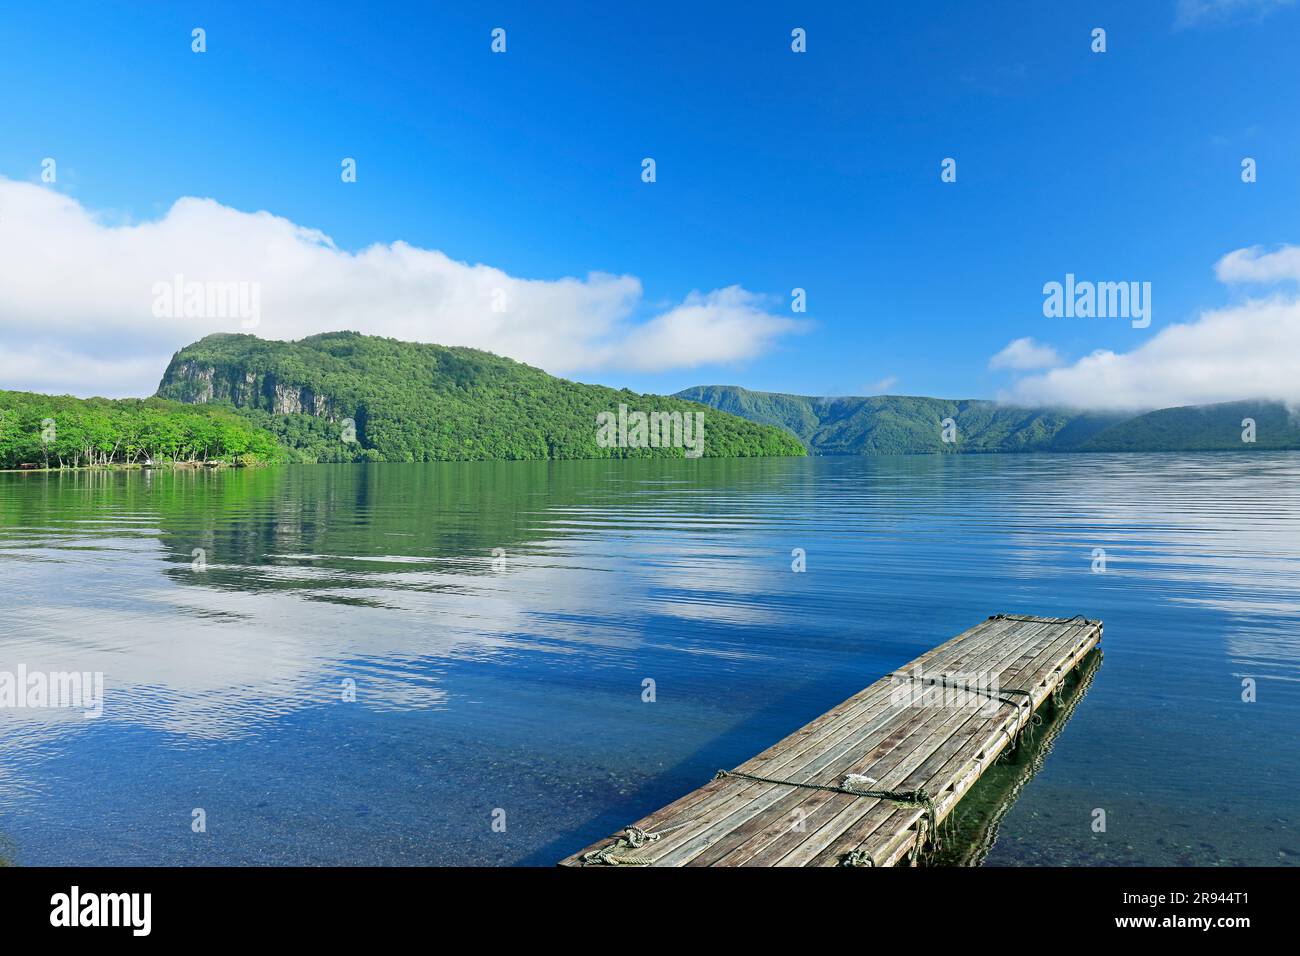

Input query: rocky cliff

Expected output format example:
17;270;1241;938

158;357;346;421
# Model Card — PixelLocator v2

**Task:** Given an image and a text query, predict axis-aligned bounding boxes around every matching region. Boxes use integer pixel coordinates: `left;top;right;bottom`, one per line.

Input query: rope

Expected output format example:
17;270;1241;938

579;820;694;866
1009;707;1045;752
981;613;1093;746
891;672;1036;713
712;769;939;867
891;672;1038;754
989;613;1091;625
713;768;929;804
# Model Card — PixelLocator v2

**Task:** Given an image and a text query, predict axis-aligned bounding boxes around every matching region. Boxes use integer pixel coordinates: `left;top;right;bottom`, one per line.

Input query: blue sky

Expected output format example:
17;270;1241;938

1;0;1298;405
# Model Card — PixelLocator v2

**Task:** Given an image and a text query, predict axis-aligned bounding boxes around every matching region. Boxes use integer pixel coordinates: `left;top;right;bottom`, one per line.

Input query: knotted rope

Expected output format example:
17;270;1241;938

579;820;695;866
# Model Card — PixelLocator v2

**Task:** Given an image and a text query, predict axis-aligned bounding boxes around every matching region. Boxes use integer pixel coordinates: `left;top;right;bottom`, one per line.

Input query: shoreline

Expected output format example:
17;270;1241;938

0;460;260;474
6;445;1300;474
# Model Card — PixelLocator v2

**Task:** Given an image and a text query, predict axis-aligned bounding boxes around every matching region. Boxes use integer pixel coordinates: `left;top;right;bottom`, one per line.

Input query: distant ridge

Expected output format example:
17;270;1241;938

674;385;1300;454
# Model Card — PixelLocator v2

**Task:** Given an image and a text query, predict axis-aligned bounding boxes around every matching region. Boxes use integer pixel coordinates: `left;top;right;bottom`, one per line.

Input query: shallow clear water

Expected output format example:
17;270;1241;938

0;454;1297;866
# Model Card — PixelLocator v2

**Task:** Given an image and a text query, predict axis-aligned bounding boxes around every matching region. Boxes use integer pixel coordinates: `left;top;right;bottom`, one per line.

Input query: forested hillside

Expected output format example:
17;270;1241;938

155;333;807;462
675;386;1123;453
1079;400;1300;451
676;386;1299;455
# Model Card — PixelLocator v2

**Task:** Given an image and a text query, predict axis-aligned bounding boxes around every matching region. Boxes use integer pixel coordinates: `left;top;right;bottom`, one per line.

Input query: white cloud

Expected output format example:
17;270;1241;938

600;287;802;372
1004;244;1300;409
864;376;898;394
0;179;804;397
988;337;1061;371
1175;0;1295;27
1214;244;1300;284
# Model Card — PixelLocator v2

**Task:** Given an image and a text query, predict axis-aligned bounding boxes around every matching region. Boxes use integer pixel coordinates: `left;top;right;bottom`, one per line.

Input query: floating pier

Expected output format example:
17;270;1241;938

561;613;1102;867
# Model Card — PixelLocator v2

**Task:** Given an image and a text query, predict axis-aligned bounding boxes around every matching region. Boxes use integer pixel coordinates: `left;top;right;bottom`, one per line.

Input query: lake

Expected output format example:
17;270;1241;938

1;454;1297;866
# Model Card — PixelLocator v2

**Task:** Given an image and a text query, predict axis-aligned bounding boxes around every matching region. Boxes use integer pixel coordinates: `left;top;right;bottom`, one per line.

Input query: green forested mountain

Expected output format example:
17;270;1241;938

154;332;807;462
675;385;1299;455
1079;400;1300;451
0;390;281;469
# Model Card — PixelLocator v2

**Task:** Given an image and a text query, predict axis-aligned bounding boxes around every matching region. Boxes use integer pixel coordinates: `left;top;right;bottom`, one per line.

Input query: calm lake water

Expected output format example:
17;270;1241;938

1;454;1297;866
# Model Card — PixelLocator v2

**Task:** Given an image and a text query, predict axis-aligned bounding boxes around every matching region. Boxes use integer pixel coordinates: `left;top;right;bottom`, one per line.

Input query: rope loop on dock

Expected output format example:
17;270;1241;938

579;820;694;866
840;849;876;867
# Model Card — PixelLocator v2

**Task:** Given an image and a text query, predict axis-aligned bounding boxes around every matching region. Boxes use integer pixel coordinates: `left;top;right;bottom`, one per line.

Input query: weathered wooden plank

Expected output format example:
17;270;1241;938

559;614;1101;867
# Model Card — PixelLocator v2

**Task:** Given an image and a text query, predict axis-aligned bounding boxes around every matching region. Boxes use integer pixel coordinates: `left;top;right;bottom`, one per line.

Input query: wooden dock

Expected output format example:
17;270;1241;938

561;613;1102;867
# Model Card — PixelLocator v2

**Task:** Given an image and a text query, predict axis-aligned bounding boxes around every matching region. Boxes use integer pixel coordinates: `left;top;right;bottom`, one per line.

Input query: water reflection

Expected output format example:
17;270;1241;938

1;454;1298;865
